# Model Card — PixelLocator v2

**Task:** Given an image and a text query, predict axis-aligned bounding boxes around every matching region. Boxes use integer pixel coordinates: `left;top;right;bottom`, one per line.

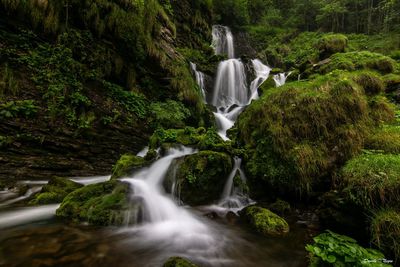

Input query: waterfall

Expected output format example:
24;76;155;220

212;25;235;59
249;59;272;102
190;62;206;101
273;72;292;87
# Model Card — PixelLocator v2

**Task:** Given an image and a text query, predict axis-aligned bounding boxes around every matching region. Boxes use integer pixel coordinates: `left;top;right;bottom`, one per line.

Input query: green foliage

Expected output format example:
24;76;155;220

56;181;129;226
371;210;400;262
111;154;147;180
213;0;250;28
306;230;390;267
149;100;190;129
163;257;198;267
102;81;148;119
240;205;289;236
0;64;19;99
352;71;385;95
341;153;400;209
0;100;38;119
30;177;83;205
347;34;400;56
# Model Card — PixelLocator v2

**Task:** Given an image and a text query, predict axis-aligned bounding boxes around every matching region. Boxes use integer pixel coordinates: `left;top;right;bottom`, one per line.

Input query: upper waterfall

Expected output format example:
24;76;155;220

212;25;235;59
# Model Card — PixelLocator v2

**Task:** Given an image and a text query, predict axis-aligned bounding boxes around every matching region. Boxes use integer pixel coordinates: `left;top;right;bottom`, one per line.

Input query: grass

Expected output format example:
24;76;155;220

366;125;400;154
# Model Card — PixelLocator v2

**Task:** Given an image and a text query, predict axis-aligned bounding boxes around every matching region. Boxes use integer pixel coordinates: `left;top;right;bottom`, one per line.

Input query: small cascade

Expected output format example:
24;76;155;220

249;59;272;102
218;158;253;214
273;72;292;87
190;62;206;101
136;146;149;158
212;25;235;59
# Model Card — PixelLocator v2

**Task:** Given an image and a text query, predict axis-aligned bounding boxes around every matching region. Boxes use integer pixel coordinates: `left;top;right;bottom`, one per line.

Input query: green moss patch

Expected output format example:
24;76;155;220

366;125;400;154
341;153;400;209
317;34;348;59
56;181;129;226
30;177;83;205
240;205;289;236
111;154;147;180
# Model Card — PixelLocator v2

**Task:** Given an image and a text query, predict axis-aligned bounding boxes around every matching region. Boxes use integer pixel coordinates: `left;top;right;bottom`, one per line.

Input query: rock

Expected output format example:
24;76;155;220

111;154;147;180
163;257;198;267
56;180;131;226
240;205;289;236
29;176;83;205
168;151;233;206
268;199;291;216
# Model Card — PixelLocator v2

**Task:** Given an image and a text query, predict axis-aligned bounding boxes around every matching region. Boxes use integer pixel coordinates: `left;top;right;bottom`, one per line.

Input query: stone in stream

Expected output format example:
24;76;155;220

239;205;289;236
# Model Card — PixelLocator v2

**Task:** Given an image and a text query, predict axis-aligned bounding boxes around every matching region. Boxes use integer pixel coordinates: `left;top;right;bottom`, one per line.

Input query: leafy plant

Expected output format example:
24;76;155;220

306;230;391;267
0;100;38;119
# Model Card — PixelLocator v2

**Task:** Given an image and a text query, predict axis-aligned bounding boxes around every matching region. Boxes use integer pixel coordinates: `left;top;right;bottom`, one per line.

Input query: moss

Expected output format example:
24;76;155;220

352;71;385;95
317;34;348;59
56;180;129;226
111;154;147;180
237;73;373;196
30;177;83;205
163;257;198;267
368;95;396;124
149;100;191;129
366;125;400;154
340;153;400;209
172;151;232;205
371;210;400;262
317;51;396;74
239;205;289;236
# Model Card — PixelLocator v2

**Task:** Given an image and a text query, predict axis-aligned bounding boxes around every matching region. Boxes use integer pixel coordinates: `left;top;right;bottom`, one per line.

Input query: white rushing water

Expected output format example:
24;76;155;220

190;62;206;101
0;204;59;229
273;72;292;87
212;25;235;59
250;59;272;102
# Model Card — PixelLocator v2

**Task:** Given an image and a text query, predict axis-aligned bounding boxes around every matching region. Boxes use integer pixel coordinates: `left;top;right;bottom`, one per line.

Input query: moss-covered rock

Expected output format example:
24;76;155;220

163;257;198;267
317;34;348;59
316;51;396;74
56;180;130;226
239;205;289;236
352;70;385;95
340;153;400;209
111;154;147;180
366;125;400;154
29;177;83;205
237;73;379;196
170;151;232;205
268;199;291;216
371;210;400;262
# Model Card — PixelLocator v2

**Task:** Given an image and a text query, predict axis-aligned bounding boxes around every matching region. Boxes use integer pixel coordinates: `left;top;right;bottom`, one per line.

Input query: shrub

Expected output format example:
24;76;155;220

0;100;38;119
149;100;191;129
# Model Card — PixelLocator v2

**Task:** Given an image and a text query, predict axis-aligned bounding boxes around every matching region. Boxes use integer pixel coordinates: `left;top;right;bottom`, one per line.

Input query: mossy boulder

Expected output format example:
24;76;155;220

56;180;130;226
170;151;232;205
268;199;291;216
236;73;377;196
316;51;396;74
29;177;83;205
239;205;289;236
352;70;385;95
306;230;390;267
317;34;348;59
111;154;147;180
340;153;400;209
163;257;198;267
366;125;400;154
371;210;400;262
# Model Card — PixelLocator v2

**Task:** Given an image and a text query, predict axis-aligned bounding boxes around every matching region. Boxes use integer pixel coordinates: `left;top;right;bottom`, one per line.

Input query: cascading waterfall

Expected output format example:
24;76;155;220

190;62;206;101
212;25;235;59
249;59;272;102
273;72;292;87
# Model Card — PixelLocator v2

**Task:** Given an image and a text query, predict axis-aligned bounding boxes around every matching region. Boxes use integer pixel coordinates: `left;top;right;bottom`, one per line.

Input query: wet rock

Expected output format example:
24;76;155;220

240;205;289;237
111;154;148;180
268;199;291;216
